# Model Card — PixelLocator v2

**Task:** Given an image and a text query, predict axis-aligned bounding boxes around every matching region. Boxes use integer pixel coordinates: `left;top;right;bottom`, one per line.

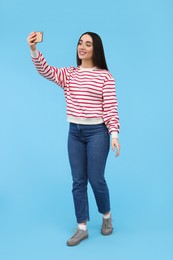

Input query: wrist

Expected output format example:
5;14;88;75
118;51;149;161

30;45;37;51
111;132;118;139
30;49;39;58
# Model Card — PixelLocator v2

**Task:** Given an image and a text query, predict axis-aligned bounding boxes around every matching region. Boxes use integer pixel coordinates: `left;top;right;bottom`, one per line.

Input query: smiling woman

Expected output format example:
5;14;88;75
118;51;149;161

77;32;109;70
77;34;94;67
27;31;120;246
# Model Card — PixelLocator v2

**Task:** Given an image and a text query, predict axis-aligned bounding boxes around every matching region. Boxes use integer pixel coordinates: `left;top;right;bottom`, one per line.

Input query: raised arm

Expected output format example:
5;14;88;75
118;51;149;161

27;32;70;88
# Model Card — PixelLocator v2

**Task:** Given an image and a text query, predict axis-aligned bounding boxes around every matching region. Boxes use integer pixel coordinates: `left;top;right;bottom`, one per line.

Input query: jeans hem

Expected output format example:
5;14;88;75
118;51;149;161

77;218;90;224
99;209;111;215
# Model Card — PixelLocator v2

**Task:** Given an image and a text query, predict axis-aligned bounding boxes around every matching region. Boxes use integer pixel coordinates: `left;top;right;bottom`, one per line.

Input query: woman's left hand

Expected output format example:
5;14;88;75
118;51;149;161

112;138;120;157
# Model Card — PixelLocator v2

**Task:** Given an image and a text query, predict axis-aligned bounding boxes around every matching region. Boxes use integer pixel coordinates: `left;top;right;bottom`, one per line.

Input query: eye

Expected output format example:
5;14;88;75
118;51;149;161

86;43;92;47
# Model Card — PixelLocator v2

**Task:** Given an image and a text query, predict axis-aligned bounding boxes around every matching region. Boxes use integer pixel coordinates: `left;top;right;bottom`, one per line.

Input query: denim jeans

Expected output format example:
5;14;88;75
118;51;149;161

68;123;111;223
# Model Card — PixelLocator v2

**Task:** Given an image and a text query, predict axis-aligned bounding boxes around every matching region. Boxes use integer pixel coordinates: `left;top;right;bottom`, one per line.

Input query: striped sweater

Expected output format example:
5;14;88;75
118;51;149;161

31;50;120;138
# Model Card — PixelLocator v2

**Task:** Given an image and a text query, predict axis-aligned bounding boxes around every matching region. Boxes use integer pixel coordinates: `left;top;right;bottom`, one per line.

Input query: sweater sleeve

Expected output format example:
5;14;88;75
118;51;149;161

102;74;120;138
31;50;70;88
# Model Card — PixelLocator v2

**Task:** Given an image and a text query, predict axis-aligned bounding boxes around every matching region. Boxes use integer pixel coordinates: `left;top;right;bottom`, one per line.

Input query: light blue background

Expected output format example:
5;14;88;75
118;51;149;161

0;0;173;259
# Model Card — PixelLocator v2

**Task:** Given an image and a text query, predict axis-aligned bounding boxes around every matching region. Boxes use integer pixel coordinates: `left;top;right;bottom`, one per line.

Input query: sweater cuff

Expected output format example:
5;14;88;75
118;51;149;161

31;50;39;58
111;132;119;139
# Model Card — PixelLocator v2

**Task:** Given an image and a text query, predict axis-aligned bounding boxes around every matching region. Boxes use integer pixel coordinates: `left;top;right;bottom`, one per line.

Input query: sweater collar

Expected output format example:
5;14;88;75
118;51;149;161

79;66;97;71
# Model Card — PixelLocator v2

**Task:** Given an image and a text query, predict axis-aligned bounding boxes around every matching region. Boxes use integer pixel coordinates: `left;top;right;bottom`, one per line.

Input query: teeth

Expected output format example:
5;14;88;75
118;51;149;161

79;52;86;55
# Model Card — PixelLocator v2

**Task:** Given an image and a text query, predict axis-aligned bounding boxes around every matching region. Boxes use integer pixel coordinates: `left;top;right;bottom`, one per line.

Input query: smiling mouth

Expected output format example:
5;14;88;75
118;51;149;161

79;51;87;55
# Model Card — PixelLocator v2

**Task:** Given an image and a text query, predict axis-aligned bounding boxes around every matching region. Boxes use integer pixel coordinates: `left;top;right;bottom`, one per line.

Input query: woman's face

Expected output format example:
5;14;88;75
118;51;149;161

77;34;94;62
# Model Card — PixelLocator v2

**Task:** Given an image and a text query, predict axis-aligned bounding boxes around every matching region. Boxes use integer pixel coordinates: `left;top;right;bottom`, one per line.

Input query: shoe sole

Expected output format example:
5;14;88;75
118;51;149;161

67;234;88;246
101;229;113;236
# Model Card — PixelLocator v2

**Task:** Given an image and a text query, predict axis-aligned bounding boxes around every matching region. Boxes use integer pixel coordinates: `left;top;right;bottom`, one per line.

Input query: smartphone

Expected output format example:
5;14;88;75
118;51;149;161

35;32;43;43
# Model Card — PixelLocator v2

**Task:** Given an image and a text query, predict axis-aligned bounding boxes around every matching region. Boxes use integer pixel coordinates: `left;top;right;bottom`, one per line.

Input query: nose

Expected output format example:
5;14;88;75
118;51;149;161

78;43;85;50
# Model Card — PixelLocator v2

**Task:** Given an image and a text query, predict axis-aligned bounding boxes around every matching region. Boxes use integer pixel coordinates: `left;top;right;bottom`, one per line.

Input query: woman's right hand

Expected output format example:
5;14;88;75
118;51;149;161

27;32;37;51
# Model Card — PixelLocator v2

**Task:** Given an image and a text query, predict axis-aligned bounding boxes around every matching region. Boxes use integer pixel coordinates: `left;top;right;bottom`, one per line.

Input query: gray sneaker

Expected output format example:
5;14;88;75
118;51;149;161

67;229;88;246
101;216;113;235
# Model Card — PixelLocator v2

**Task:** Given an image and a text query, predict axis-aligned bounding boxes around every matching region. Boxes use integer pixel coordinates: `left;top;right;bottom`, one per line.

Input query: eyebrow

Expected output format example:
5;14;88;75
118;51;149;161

79;40;93;44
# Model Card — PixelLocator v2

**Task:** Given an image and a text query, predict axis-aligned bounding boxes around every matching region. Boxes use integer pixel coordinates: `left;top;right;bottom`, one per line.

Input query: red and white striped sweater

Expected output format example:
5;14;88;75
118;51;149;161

31;50;120;138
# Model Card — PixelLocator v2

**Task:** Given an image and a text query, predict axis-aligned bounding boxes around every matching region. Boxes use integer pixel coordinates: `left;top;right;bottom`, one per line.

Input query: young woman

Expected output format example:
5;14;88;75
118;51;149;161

27;31;120;246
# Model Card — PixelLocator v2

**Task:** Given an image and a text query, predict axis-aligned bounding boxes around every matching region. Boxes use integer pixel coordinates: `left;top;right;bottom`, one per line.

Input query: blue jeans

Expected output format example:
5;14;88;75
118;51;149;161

68;123;111;223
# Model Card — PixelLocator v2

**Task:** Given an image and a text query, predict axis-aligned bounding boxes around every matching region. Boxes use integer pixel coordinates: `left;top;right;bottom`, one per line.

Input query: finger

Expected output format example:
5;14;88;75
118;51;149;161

112;142;115;151
29;34;36;41
116;150;119;157
27;35;37;44
29;32;36;37
27;33;36;41
115;145;120;157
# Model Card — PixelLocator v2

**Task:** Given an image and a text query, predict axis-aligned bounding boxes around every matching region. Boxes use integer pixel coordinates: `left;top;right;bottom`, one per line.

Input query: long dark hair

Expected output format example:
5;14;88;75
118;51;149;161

76;32;109;70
